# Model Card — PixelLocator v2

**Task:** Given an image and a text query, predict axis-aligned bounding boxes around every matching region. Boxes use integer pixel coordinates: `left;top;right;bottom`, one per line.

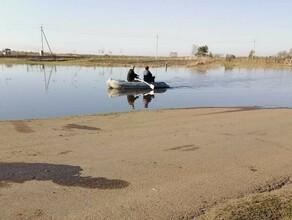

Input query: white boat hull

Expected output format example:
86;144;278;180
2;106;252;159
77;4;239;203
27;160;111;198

107;88;167;97
106;78;169;89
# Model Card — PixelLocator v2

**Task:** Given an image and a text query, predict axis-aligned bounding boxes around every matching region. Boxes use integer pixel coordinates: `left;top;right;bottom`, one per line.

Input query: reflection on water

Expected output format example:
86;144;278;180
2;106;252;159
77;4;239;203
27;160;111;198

143;93;154;108
224;66;235;72
127;95;139;109
1;64;292;120
108;88;167;110
126;93;154;110
42;65;56;91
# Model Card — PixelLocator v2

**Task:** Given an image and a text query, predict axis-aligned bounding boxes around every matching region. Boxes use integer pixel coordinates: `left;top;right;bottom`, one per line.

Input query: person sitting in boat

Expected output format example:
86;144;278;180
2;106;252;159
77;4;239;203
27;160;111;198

143;66;155;83
127;65;139;82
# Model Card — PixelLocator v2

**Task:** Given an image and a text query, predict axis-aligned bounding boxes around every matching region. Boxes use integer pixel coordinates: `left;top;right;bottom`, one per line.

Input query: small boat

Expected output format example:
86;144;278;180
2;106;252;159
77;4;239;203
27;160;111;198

106;78;170;89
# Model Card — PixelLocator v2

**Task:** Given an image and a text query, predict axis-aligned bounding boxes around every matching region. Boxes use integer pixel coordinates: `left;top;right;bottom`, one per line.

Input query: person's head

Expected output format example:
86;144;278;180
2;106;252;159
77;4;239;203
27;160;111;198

145;66;149;70
131;65;135;70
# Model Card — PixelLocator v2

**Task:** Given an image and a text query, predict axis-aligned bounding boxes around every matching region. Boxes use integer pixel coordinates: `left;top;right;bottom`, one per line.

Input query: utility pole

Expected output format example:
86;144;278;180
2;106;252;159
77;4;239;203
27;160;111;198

40;26;44;56
253;39;256;51
40;26;54;56
252;39;256;59
41;26;44;52
156;35;159;60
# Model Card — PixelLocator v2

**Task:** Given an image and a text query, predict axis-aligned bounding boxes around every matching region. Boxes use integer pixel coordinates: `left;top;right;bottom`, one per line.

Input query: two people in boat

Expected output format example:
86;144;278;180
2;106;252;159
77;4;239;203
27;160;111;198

127;65;155;83
126;65;155;109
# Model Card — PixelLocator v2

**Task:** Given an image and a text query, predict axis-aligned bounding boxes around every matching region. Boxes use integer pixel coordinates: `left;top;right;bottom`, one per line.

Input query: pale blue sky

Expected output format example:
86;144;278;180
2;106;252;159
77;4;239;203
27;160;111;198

0;0;291;56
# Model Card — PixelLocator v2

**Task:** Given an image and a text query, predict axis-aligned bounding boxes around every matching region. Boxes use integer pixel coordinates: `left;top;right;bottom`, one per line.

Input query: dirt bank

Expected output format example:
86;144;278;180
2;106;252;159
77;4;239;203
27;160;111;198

1;108;292;219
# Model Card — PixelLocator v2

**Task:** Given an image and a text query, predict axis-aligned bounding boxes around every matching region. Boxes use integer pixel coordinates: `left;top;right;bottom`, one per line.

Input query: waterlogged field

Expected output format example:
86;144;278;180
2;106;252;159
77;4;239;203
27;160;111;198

1;64;292;120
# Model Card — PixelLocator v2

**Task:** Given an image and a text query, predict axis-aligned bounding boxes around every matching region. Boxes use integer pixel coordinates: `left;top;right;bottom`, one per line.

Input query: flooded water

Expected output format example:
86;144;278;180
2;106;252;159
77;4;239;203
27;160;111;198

1;64;292;120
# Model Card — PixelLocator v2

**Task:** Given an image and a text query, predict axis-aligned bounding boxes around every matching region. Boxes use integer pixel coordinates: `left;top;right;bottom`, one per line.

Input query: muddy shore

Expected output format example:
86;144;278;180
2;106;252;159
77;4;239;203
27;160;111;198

1;108;292;219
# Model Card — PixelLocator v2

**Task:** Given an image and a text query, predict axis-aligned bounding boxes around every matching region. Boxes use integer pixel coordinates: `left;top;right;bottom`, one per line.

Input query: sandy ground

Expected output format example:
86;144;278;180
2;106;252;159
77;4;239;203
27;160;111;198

1;108;292;220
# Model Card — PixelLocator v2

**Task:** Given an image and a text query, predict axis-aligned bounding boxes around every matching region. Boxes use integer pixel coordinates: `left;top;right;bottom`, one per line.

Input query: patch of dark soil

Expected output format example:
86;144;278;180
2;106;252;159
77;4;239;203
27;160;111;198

63;124;101;131
11;121;34;133
58;150;73;155
0;181;10;187
0;162;129;189
249;166;258;172
253;177;291;193
201;108;260;116
165;144;200;152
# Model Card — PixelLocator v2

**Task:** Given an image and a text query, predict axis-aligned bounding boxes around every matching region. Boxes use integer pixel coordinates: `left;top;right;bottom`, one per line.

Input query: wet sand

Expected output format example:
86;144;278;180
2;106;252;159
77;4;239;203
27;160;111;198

1;108;292;219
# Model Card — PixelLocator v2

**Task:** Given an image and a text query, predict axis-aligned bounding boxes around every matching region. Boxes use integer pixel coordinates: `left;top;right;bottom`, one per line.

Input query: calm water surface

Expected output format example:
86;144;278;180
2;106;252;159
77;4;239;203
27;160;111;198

1;64;292;120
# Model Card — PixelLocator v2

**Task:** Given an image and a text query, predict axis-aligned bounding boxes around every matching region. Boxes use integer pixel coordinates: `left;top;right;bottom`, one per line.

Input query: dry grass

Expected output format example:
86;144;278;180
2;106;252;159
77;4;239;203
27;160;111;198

0;55;222;68
0;55;215;67
1;55;291;71
223;57;292;69
197;184;292;220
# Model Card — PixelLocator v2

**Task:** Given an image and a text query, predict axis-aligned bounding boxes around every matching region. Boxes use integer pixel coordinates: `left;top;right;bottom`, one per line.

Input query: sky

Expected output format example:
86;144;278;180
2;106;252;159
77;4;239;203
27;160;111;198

0;0;291;56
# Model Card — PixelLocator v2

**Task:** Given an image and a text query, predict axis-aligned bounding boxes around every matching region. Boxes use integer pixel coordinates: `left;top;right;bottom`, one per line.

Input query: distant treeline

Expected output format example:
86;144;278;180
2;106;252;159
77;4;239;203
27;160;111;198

277;49;292;58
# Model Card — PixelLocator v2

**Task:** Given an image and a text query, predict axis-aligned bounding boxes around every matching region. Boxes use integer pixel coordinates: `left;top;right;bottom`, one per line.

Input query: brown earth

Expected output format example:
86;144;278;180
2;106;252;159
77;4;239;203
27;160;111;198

1;108;292;219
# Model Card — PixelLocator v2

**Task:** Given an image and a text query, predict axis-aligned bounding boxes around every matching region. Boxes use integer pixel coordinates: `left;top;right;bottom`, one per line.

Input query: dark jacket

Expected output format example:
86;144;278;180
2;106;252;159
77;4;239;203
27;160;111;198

127;69;139;81
143;70;155;83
